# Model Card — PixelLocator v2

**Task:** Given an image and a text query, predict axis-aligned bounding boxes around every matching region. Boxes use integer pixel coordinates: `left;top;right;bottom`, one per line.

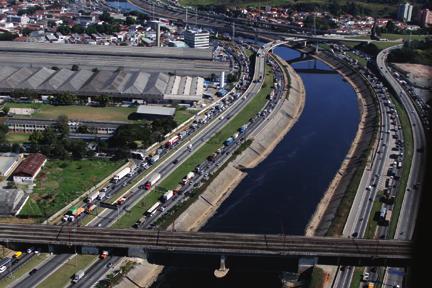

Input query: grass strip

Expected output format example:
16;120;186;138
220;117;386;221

35;255;96;288
364;191;383;239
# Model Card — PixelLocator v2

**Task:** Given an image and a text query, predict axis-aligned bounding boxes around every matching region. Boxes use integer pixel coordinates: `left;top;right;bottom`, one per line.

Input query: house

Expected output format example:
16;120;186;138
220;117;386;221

13;153;47;184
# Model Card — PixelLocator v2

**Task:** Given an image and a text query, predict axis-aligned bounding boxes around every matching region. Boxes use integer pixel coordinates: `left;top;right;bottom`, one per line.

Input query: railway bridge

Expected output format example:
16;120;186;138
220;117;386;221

0;224;411;275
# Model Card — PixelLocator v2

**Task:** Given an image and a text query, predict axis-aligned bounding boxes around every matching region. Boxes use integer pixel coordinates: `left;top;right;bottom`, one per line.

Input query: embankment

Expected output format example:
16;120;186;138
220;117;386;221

305;51;379;237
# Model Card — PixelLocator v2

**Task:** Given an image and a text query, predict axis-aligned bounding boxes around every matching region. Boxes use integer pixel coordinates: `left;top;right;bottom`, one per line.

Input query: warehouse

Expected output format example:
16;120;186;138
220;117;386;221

135;105;176;120
0;66;204;103
0;153;21;178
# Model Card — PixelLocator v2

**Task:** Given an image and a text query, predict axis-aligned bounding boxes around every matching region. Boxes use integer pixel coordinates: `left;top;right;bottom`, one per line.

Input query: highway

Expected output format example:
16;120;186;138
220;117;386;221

0;224;412;263
377;45;427;288
5;44;267;288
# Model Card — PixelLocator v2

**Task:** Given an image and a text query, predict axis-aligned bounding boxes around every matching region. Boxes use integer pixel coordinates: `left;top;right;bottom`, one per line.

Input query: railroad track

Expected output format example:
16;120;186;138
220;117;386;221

0;224;411;259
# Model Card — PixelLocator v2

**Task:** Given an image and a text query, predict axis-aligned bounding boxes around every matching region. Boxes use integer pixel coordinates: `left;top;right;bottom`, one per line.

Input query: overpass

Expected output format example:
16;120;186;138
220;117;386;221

0;224;411;270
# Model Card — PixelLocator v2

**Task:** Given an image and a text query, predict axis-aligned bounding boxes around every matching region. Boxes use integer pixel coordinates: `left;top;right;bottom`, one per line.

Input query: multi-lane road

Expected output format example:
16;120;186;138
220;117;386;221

377;45;427;288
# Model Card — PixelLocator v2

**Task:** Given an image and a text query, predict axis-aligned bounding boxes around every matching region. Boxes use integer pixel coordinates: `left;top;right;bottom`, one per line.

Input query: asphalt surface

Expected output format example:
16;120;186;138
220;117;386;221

377;46;427;288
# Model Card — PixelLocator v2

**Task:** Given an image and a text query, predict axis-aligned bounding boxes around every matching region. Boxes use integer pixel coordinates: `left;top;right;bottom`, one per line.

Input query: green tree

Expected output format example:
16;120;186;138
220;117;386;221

57;24;71;35
95;95;111;107
71;24;85;34
125;16;136;26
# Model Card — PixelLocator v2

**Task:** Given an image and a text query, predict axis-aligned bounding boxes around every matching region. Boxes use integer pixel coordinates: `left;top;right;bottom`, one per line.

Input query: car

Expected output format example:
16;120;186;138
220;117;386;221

351;232;358;238
362;272;369;281
172;159;179;165
107;262;113;268
29;268;38;275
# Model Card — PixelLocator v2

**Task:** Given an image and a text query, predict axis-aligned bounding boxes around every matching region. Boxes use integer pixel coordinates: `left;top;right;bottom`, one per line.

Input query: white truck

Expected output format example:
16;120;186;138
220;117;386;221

144;173;161;190
86;191;100;203
112;167;131;183
161;190;174;202
72;270;85;283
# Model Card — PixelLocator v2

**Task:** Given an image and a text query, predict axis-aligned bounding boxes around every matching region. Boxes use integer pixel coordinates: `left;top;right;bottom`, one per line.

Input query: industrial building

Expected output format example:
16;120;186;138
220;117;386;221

184;29;210;49
0;66;205;103
13;153;47;184
0;153;21;178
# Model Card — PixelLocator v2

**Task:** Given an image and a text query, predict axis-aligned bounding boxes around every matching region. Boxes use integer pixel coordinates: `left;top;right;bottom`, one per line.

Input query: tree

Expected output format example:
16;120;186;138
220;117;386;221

68;139;87;159
47;20;57;28
56;115;69;137
99;11;113;24
22;27;34;36
71;24;85;34
0;32;18;41
2;106;10;115
95;95;110;107
385;21;398;34
125;16;136;26
57;24;71;35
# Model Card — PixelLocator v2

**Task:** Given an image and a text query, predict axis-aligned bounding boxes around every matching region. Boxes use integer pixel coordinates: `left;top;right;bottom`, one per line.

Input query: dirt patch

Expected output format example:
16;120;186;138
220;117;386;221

393;63;432;88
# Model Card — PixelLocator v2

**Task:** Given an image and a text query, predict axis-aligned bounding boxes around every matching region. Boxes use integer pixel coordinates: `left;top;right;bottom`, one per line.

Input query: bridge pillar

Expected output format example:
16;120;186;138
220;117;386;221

214;255;229;278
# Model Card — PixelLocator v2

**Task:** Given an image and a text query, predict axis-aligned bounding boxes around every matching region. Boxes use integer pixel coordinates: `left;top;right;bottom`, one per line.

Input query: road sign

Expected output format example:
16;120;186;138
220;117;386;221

388;268;405;276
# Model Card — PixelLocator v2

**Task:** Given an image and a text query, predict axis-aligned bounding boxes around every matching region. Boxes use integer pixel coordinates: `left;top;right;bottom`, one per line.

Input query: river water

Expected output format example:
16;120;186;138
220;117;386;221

150;46;360;287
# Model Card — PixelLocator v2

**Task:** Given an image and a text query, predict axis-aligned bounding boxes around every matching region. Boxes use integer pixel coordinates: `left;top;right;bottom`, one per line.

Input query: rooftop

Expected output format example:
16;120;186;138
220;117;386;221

13;153;47;178
136;105;176;116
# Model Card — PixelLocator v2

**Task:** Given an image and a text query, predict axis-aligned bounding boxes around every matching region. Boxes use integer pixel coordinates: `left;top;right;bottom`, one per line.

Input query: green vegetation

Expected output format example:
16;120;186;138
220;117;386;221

174;108;197;124
5;103;136;122
180;0;402;17
364;191;383;239
5;133;30;144
388;38;432;66
19;159;125;218
350;267;364;288
387;95;413;238
347;51;367;67
308;266;326;288
36;255;95;288
0;254;49;288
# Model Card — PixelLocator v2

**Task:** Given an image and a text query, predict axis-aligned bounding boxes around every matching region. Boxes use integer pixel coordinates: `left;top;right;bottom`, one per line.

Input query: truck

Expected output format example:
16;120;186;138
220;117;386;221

149;154;160;164
86;191;100;203
232;132;239;140
144;173;161;190
145;201;161;216
98;192;106;201
161;190;174;202
165;135;180;148
112;167;131;183
187;143;193;151
182;172;195;185
224;137;234;146
13;251;22;259
71;207;85;219
385;209;392;223
72;270;85;283
178;131;188;139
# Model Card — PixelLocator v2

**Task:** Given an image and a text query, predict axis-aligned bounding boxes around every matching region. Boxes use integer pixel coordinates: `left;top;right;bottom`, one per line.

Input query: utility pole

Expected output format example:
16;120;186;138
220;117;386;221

195;7;198;28
232;22;235;41
152;2;155;21
313;12;319;53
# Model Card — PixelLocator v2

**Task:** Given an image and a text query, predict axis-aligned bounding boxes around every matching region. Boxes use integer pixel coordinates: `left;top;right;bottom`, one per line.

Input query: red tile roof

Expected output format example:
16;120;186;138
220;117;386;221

13;153;46;178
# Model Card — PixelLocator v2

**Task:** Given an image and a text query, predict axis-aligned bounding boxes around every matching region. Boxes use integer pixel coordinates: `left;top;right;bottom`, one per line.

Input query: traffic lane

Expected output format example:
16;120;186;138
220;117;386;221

15;254;70;288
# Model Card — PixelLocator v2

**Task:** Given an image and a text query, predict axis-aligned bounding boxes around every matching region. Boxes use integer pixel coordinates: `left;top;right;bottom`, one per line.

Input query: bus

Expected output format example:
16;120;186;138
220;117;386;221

145;201;162;216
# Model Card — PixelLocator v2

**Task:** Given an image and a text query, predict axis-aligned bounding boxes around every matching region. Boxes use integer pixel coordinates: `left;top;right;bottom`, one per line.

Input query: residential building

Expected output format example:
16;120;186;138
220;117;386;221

398;3;413;22
13;153;47;184
184;29;210;49
419;9;432;27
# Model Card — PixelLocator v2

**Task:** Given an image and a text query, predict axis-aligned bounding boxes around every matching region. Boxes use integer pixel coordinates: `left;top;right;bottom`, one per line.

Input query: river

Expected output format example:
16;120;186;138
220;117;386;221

150;47;360;287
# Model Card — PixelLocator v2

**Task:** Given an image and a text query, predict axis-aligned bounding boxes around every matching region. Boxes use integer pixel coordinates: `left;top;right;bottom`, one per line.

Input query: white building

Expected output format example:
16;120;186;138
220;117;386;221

398;3;413;22
13;153;47;184
184;29;210;49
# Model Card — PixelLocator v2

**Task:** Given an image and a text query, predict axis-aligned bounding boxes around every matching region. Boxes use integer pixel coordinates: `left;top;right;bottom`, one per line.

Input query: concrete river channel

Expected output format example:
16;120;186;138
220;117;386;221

151;46;361;287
